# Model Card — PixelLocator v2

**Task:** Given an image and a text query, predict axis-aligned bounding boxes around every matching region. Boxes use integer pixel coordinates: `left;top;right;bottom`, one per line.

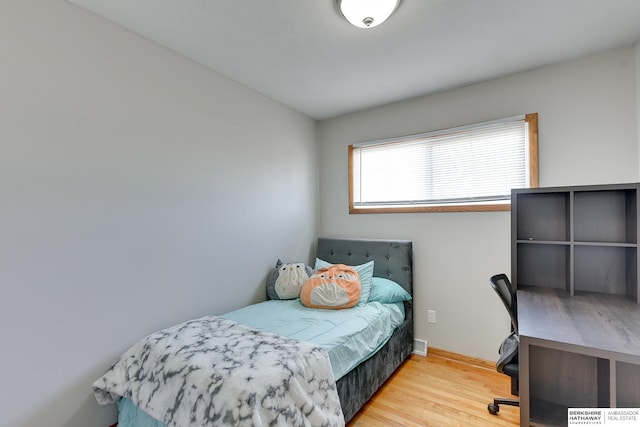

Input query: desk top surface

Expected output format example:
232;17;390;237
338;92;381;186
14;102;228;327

518;286;640;359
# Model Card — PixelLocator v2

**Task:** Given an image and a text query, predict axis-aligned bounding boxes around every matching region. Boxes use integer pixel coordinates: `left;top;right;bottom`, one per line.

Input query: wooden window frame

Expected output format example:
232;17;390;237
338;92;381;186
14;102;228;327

348;113;539;214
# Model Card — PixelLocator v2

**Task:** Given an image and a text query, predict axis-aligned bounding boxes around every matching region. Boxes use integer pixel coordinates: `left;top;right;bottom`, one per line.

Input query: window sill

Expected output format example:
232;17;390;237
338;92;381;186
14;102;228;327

349;203;511;214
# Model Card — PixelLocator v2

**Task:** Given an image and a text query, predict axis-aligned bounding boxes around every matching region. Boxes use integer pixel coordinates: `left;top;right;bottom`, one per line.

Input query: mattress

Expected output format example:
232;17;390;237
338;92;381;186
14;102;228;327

222;299;405;380
116;299;405;427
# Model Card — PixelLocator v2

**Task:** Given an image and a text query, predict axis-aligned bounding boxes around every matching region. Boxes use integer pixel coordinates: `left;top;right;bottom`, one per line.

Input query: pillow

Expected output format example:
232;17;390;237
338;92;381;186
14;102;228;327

300;264;361;309
266;259;313;300
368;277;412;304
314;258;374;305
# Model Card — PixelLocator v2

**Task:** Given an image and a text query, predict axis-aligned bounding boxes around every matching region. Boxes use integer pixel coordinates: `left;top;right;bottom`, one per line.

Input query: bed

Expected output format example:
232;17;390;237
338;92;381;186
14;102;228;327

94;237;414;426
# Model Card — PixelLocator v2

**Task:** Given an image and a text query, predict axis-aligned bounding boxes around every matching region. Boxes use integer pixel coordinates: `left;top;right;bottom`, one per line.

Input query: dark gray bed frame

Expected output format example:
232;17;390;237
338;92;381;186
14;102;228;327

315;237;414;422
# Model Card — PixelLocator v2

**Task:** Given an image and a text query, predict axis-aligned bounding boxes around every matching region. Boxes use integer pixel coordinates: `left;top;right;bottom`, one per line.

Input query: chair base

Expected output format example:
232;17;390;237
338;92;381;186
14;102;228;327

511;376;519;396
487;397;519;415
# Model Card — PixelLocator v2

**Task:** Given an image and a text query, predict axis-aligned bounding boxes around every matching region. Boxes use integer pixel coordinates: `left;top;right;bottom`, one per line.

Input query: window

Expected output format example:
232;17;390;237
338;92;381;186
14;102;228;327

349;113;538;213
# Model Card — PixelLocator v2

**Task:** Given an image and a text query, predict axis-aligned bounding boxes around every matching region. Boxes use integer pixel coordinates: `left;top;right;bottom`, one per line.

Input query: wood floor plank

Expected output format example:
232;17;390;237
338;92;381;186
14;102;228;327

347;349;520;426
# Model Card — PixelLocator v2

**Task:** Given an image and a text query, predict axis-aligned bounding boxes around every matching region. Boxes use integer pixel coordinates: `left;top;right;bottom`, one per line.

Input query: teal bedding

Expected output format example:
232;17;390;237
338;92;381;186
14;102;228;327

117;398;165;427
222;299;405;380
115;300;405;427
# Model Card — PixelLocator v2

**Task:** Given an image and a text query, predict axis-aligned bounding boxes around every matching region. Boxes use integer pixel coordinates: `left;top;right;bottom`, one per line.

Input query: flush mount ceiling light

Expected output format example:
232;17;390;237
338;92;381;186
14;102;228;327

336;0;401;29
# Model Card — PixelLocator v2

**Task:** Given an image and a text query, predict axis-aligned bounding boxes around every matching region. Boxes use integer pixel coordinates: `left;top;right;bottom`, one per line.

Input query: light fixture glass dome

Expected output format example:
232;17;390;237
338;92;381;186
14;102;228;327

337;0;401;29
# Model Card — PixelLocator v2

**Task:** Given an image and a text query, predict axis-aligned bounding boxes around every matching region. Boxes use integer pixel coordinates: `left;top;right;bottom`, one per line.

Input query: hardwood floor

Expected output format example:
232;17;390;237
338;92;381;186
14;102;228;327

347;348;520;426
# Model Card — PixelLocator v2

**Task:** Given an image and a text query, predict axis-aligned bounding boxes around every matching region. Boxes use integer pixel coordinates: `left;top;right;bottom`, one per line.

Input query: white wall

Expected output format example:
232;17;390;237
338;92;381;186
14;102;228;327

317;46;639;361
0;2;317;427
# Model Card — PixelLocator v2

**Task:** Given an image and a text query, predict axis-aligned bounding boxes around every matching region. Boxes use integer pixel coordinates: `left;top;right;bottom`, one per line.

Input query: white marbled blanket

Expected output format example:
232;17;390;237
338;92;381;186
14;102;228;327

93;316;344;427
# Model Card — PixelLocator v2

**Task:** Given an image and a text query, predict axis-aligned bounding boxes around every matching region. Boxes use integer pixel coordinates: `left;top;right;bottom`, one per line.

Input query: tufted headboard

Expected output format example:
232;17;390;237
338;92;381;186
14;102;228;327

315;237;413;297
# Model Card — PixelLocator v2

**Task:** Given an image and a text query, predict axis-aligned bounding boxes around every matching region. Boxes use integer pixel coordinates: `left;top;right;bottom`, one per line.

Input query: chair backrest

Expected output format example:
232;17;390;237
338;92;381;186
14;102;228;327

490;273;518;334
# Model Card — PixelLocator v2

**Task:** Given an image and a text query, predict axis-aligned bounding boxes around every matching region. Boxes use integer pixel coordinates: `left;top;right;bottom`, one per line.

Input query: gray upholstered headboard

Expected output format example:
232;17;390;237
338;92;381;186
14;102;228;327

315;237;413;296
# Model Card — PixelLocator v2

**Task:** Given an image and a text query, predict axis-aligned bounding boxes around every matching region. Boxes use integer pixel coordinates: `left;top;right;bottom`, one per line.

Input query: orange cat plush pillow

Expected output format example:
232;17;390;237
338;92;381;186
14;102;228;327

300;264;361;309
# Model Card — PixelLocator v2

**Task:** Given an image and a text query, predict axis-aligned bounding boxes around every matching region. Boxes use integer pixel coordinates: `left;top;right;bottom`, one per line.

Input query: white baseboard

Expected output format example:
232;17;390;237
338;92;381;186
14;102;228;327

413;339;428;356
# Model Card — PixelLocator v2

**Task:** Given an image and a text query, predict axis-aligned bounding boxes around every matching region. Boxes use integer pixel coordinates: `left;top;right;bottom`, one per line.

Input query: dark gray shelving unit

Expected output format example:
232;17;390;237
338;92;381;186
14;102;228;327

512;183;640;302
512;183;640;427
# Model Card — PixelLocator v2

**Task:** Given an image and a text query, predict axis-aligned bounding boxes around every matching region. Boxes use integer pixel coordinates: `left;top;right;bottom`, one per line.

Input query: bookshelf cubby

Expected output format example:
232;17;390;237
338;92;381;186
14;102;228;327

512;183;640;302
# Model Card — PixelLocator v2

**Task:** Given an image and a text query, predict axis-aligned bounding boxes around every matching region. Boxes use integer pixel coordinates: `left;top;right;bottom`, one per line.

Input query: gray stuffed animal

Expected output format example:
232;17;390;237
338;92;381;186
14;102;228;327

266;259;313;300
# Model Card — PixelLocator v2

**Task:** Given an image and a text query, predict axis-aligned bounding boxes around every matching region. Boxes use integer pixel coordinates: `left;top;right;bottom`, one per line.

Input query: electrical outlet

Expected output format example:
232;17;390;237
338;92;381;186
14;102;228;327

427;309;436;324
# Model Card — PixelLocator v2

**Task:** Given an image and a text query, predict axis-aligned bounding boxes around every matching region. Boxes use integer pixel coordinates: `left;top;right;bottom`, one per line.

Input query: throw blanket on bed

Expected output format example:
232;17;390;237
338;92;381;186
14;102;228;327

93;316;344;427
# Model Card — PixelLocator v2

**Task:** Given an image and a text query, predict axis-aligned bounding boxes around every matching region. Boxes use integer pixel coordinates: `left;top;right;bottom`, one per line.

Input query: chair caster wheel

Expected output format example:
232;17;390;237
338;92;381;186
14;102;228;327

488;403;499;415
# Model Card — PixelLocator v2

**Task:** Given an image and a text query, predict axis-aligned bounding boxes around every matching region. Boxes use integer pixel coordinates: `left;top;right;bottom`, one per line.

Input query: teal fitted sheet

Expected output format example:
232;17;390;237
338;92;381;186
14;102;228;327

222;299;405;380
115;300;404;427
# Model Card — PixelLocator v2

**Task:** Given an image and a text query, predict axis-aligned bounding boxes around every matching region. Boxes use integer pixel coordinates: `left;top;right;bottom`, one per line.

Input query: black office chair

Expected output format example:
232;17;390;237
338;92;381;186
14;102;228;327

487;273;519;415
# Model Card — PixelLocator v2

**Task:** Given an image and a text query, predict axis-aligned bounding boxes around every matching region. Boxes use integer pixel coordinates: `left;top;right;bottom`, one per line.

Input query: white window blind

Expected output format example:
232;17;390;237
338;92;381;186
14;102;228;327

351;116;530;208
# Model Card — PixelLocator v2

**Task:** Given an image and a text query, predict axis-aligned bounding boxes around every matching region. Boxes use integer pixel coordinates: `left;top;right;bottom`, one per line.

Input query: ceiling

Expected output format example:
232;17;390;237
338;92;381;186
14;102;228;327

67;0;640;120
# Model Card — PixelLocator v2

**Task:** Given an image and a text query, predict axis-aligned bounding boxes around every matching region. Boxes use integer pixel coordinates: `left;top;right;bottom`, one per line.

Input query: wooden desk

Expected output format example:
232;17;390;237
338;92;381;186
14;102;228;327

518;286;640;426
